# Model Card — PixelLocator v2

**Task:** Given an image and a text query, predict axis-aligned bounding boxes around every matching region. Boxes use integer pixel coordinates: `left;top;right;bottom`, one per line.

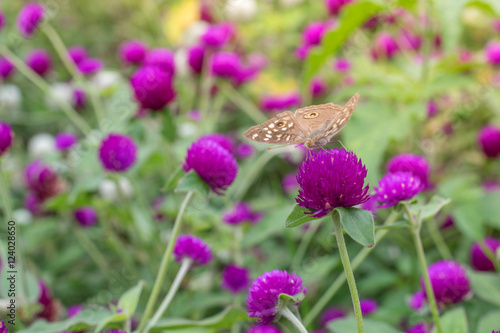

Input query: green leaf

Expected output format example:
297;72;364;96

374;221;411;230
243;205;295;247
175;170;210;195
453;203;485;241
328;317;402;333
470;0;500;15
482;190;500;230
408;195;451;221
432;307;468;333
304;0;383;85
278;292;305;309
152;307;248;331
17;308;114;333
476;310;500;333
433;0;468;53
131;204;154;242
285;204;318;228
93;313;128;333
468;270;500;306
161;110;177;142
163;165;185;192
334;207;375;247
117;281;144;317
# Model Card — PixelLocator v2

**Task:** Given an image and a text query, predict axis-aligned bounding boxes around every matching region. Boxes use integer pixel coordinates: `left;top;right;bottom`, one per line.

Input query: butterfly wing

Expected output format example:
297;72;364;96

243;111;307;145
293;103;344;135
322;92;359;140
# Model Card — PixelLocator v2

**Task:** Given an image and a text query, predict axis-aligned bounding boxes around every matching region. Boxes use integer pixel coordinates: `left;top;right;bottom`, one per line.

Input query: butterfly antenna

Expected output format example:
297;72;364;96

267;145;290;151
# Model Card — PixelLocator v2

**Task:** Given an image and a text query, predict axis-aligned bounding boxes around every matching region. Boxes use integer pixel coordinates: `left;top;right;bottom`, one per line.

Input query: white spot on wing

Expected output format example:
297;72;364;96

269;123;275;128
252;134;258;139
263;138;270;141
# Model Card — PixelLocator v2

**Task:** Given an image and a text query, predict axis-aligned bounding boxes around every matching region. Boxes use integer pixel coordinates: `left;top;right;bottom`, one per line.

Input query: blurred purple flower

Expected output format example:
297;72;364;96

399;29;422;51
0;320;6;333
221;264;250;293
25;192;44;216
236;142;255;159
0;57;15;79
223;202;262;225
199;133;235;155
386;154;430;189
360;194;377;216
296;149;370;218
173;235;212;265
55;132;78;151
77;58;103;75
320;307;346;327
144;48;175;75
485;41;500;66
309;78;327;97
494;19;500;33
295;45;310;60
371;32;400;60
440;215;454;229
282;172;299;195
210;52;241;80
374;172;423;208
406;323;430;333
426;100;438;117
422;260;470;305
260;92;301;112
74;207;98;227
483;181;500;192
470;237;500;271
201;22;235;48
17;3;45;38
183;139;238;194
68;46;88;65
334;58;351;72
247;270;306;324
247;324;281;333
25;161;63;201
408;290;424;310
67;305;83;318
302;22;328;47
0;122;14;156
26;49;52;77
187;109;202;122
73;88;86;109
37;280;60;321
119;40;148;66
187;45;205;74
130;66;176;111
98;134;137;172
0;11;5;30
325;0;353;15
360;299;377;315
478;125;500;158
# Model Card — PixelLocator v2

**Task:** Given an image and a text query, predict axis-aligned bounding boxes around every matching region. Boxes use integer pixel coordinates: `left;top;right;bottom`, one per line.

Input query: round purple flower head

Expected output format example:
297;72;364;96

360;299;377;315
246;270;306;324
144;48;175;75
25;192;44;216
325;0;353;15
247;324;281;333
0;11;5;31
98;134;137;172
173;235;212;265
334;58;351;72
131;66;176;111
427;100;438;117
74;207;98;227
221;264;250;293
187;45;206;74
371;32;400;60
0;122;14;156
0;57;15;79
309;78;327;97
399;29;422;51
73;88;86;109
408;290;425;310
67;305;83;318
374;172;423;208
320;307;346;327
386;154;430;189
282;172;299;195
296;149;369;218
223;202;262;225
183;139;238;195
0;319;7;333
485;41;500;66
422;260;470;305
77;58;103;75
260;93;302;113
68;46;88;65
478;125;500;158
406;323;430;333
210;52;241;80
236;142;255;159
119;40;147;66
201;22;235;48
26;49;52;77
199;134;235;154
302;22;328;47
55;132;78;151
25;161;62;201
17;3;45;38
470;237;500;271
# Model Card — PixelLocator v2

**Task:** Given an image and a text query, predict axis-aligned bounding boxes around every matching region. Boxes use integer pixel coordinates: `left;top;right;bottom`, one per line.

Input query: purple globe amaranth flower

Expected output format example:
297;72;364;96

282;172;299;195
37;280;60;321
173;235;212;265
422;260;470;305
309;78;327;97
485;41;500;66
187;109;202;122
360;194;377;216
67;305;83;318
187;45;205;74
77;58;103;75
236;142;255;159
221;264;250;293
360;299;377;315
201;22;235;48
320;307;346;327
386;154;430;189
246;270;306;324
302;22;329;47
0;122;14;156
26;49;52;77
55;132;78;151
0;320;7;333
406;323;430;333
25;192;44;216
296;149;369;218
25;161;64;201
68;46;88;65
295;45;310;60
17;3;45;38
119;40;147;66
199;134;235;155
183;139;238;195
427;100;438;117
223;202;262;225
0;57;15;79
98;134;137;172
73;88;86;109
374;172;423;208
247;324;281;333
478;125;500;158
371;32;400;60
74;207;98;227
408;290;425;310
260;93;301;113
399;29;422;51
131;66;176;111
470;237;500;271
325;0;353;15
210;52;241;80
334;58;351;72
144;48;175;75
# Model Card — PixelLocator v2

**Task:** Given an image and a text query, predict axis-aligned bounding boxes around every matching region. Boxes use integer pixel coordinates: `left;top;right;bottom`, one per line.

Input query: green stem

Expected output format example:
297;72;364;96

74;228;113;280
304;211;399;327
332;212;364;333
221;85;267;124
403;205;443;333
0;46;92;135
426;219;453;260
137;191;194;333
280;306;308;333
145;258;192;332
478;241;500;272
0;159;13;219
419;0;432;83
292;221;321;270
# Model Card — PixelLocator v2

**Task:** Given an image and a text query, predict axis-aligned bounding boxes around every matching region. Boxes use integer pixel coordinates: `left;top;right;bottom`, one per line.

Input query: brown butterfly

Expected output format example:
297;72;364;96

243;92;359;149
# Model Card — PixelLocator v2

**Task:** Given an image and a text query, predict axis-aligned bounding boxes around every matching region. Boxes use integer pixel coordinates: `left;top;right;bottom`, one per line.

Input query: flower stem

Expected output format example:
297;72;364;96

137;191;194;333
220;84;267;124
280;306;308;333
292;221;321;270
403;205;443;333
332;212;364;333
426;219;452;260
303;210;399;326
145;258;192;332
0;159;13;220
74;228;113;280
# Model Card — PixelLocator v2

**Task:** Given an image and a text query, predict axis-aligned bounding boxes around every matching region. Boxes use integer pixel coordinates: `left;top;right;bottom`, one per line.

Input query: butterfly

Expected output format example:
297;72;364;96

243;92;359;149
